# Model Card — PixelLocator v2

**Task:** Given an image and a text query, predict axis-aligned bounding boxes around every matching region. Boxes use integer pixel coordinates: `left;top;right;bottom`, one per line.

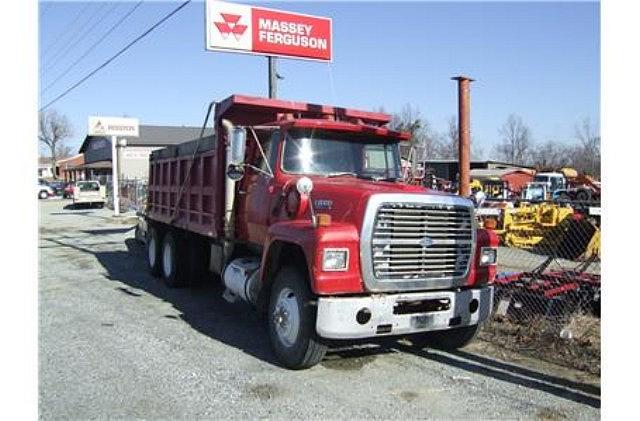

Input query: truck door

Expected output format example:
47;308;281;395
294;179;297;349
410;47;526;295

237;129;280;245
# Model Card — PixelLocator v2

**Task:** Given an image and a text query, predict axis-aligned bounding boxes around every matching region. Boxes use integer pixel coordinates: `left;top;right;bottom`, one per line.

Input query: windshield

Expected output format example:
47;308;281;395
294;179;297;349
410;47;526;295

534;175;564;190
282;129;402;179
78;182;100;192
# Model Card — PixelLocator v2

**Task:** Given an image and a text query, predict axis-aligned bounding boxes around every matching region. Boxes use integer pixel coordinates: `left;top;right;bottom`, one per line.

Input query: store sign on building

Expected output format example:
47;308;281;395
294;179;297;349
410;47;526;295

88;116;139;137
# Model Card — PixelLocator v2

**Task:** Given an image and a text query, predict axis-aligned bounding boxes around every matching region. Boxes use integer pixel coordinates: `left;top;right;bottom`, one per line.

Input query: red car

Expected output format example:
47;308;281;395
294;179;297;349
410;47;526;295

63;182;75;199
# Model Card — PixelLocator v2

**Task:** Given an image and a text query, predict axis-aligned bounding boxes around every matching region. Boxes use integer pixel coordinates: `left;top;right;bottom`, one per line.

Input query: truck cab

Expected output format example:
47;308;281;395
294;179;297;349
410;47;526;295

145;95;498;369
533;172;566;193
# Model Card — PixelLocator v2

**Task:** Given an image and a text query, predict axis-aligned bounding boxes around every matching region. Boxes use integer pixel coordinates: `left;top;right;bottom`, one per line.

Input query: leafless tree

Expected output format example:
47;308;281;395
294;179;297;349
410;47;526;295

573;118;600;177
39;110;73;179
435;116;458;160
389;104;443;161
529;140;573;170
494;114;532;165
471;143;485;161
58;144;74;159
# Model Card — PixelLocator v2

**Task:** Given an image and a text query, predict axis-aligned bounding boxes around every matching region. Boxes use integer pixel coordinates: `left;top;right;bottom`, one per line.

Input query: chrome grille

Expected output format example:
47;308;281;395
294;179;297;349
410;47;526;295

371;202;474;281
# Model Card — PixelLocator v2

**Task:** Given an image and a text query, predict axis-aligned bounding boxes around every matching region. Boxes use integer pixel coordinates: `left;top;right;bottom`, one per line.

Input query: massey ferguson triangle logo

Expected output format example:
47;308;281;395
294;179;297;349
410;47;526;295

93;120;105;134
214;13;247;40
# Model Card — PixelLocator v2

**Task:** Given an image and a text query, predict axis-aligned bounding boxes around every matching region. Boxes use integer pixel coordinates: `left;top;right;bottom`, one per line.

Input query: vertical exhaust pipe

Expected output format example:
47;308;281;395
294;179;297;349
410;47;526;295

452;75;474;198
221;119;236;261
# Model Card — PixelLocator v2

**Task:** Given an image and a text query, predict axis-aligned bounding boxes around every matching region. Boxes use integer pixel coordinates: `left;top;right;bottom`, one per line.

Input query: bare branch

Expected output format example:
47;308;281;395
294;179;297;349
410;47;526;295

38;109;73;179
495;114;532;165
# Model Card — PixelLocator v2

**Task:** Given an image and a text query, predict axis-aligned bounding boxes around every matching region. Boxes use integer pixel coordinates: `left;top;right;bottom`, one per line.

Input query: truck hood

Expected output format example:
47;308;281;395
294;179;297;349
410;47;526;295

306;176;458;232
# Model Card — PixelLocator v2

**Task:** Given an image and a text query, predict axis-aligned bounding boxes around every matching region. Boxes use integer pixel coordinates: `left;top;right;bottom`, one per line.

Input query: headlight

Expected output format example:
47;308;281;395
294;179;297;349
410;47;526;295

479;247;497;266
322;249;349;271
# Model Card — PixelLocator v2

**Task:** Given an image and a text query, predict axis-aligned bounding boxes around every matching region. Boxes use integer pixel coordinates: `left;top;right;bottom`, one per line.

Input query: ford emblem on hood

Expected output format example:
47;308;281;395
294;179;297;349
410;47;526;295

419;236;434;248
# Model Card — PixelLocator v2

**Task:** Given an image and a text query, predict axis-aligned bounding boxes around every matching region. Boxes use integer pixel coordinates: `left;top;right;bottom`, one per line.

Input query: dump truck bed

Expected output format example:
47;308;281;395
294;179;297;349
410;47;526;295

147;134;226;238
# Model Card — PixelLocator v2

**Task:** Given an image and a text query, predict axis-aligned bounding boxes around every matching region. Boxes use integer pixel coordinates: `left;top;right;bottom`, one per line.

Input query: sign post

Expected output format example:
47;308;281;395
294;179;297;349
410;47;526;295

268;56;277;98
110;135;120;216
88;116;139;217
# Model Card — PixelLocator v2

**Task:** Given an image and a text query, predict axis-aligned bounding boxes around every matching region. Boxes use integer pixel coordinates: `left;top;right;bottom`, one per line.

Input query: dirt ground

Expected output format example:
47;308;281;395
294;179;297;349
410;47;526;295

39;199;600;419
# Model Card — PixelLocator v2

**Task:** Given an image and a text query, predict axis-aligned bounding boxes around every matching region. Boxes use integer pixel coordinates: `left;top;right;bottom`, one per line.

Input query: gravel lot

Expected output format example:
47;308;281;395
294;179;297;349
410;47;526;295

39;200;600;419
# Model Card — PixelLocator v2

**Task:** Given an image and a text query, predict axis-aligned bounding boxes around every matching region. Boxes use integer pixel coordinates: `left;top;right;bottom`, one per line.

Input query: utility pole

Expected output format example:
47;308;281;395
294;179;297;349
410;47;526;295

268;56;277;98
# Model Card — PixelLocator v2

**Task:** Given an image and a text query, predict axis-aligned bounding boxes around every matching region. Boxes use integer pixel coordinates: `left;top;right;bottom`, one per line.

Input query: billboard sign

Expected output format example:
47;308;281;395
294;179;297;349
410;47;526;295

205;0;332;62
88;116;139;137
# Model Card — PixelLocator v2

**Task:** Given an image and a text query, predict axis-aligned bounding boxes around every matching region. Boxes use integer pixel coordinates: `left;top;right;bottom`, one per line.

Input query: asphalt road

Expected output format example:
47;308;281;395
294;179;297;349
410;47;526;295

39;200;600;419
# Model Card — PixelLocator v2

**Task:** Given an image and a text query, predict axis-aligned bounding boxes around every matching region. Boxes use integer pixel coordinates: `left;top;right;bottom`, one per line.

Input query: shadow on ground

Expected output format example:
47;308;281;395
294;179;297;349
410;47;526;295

42;235;600;407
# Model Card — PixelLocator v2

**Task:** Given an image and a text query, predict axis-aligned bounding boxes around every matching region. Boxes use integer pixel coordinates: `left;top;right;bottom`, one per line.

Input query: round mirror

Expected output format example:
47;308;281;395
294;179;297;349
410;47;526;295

226;164;245;181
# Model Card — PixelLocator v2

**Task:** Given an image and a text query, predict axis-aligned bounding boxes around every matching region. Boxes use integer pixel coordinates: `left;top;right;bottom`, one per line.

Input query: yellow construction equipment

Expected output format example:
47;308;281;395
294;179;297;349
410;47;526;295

477;202;600;260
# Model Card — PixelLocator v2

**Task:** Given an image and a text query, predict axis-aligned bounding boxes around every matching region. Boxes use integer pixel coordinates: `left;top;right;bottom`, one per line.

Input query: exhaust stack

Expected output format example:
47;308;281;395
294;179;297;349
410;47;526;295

452;75;474;198
222;118;236;262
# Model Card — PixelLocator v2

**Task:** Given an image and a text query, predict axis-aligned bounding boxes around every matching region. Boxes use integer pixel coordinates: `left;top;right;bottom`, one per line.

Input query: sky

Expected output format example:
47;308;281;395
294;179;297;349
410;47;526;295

38;1;600;157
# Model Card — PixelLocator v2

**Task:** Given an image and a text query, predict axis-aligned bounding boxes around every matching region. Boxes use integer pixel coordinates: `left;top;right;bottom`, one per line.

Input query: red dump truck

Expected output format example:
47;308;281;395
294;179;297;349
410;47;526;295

144;94;498;369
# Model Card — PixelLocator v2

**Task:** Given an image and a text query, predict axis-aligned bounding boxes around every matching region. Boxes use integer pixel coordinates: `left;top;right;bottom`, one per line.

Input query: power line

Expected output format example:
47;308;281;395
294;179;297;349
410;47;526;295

40;2;92;61
40;2;52;18
40;0;192;112
43;2;119;74
41;1;145;95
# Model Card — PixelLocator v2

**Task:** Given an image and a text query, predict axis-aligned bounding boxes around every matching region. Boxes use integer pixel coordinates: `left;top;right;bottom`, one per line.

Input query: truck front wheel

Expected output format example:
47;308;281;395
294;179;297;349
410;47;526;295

410;324;482;351
268;266;327;369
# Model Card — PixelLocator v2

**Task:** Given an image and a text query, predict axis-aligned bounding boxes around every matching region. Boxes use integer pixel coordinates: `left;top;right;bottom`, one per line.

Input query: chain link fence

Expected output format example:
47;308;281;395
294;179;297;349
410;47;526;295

105;179;148;213
476;199;601;375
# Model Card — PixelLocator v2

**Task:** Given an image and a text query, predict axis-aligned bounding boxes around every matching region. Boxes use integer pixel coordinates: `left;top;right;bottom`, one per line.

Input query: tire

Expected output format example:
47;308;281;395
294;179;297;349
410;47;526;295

146;226;163;277
39;190;48;200
576;189;591;202
410;324;482;351
268;266;327;369
161;231;187;288
557;192;570;202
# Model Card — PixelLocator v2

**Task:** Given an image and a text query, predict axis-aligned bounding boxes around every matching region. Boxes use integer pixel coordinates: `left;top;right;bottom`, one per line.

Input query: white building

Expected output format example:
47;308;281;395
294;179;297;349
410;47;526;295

78;125;213;181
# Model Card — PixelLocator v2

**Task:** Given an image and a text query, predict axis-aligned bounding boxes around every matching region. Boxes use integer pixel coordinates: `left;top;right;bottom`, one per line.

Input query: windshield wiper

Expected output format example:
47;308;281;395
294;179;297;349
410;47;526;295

326;172;358;178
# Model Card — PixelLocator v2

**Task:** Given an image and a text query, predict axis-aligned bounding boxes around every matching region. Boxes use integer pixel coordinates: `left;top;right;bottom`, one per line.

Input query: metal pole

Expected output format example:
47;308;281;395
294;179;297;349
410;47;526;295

268;56;277;98
451;75;474;198
111;135;120;216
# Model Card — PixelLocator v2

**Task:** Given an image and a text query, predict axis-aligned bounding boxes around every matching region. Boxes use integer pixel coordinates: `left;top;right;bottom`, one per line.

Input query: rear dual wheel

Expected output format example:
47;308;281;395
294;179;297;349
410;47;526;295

160;231;188;288
146;227;187;287
146;226;162;277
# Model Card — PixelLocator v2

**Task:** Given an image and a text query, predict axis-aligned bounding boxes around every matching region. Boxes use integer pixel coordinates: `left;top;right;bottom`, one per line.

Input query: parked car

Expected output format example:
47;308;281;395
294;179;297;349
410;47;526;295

38;183;54;199
73;180;106;208
48;181;66;196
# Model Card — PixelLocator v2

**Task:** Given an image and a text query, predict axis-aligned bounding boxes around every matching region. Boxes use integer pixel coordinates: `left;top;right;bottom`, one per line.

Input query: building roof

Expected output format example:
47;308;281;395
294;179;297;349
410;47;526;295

470;167;535;179
79;124;214;152
423;159;536;170
82;160;112;169
57;153;84;164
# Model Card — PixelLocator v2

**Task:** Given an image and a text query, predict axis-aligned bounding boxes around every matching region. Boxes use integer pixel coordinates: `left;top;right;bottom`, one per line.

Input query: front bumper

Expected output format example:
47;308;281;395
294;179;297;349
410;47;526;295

73;197;105;204
316;286;493;339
